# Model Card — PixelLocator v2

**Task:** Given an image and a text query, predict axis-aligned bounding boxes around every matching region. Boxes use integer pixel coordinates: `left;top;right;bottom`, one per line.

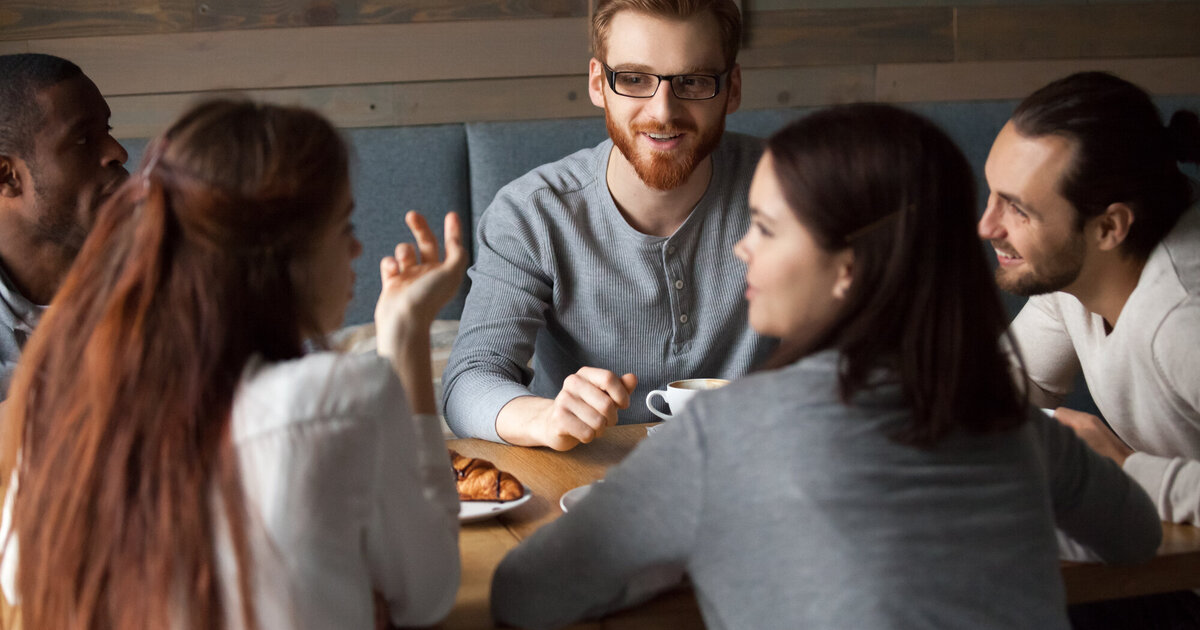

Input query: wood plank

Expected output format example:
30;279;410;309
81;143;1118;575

193;0;359;29
876;57;1200;103
21;17;590;96
739;65;874;108
194;0;585;31
957;3;1200;62
103;65;874;138
0;41;30;55
740;7;953;67
106;84;400;138
750;0;1089;7
22;19;587;96
0;0;192;42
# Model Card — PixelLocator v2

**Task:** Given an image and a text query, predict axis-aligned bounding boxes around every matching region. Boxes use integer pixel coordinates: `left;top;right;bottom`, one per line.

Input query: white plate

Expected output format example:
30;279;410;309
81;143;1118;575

559;481;601;513
459;487;532;523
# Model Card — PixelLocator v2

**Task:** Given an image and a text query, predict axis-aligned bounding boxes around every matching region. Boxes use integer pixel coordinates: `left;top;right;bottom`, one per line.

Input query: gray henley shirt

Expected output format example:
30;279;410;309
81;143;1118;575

443;133;773;441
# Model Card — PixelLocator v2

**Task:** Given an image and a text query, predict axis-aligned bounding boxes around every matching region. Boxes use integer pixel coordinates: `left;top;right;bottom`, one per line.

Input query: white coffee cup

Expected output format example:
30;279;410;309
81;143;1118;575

645;378;730;420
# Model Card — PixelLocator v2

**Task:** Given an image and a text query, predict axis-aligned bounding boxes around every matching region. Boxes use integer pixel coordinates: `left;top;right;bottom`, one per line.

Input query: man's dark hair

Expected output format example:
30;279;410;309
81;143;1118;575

1011;71;1200;260
0;53;84;158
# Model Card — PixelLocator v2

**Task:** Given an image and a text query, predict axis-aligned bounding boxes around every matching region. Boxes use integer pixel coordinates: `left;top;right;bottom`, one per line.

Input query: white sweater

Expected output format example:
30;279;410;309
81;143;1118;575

1011;204;1200;523
2;351;460;629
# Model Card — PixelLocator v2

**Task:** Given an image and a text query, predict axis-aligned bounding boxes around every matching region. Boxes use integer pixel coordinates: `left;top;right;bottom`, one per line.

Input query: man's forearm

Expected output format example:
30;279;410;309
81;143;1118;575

495;395;553;447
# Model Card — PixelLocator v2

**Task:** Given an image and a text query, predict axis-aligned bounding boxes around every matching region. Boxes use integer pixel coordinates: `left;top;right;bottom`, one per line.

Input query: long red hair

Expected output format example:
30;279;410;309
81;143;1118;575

0;99;350;629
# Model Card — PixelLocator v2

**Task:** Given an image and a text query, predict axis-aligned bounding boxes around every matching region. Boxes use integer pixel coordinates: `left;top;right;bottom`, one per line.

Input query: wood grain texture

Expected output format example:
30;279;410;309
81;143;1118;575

0;0;192;41
957;3;1200;61
193;0;359;30
876;57;1200;102
101;57;1198;137
739;65;875;108
22;17;590;95
193;0;584;31
740;7;953;67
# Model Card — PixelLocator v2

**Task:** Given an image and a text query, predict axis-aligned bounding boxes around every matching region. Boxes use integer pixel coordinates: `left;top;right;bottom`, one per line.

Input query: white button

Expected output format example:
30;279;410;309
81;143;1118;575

674;280;684;290
667;246;676;255
679;314;688;323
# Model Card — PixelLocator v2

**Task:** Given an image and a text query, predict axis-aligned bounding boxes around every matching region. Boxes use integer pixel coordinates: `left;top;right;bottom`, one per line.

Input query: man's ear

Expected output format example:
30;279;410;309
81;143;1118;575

1092;202;1135;252
0;155;22;199
588;58;607;109
832;249;854;300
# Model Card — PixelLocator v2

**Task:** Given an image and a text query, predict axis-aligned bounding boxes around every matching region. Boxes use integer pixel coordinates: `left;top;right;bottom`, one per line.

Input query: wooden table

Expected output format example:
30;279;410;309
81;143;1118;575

437;424;1200;629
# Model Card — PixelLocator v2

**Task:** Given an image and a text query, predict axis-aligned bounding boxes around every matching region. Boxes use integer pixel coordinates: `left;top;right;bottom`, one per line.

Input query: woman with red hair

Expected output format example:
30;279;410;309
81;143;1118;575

1;99;466;629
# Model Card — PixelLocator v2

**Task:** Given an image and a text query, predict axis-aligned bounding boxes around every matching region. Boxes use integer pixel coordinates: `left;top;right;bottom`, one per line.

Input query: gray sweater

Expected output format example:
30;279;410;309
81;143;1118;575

491;350;1162;630
443;133;773;441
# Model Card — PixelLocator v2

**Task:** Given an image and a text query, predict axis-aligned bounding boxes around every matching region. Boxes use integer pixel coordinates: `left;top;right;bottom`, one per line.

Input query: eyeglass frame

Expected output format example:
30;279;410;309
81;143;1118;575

600;62;728;101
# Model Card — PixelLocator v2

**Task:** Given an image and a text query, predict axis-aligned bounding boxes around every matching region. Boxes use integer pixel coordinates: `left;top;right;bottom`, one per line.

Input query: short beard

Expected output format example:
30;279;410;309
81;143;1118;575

27;161;88;255
605;100;724;191
993;237;1086;297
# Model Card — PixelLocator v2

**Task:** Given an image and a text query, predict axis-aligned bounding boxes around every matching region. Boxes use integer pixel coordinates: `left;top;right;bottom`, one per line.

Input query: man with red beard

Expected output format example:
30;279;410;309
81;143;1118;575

981;72;1200;626
0;54;129;398
443;0;771;449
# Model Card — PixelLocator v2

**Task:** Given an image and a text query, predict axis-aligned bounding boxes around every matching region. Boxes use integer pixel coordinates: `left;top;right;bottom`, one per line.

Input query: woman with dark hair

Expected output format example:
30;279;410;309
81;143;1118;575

490;103;1161;630
0;99;467;629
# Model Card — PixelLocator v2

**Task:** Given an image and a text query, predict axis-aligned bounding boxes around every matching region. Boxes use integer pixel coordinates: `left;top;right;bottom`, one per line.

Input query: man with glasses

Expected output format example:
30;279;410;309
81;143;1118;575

443;0;770;449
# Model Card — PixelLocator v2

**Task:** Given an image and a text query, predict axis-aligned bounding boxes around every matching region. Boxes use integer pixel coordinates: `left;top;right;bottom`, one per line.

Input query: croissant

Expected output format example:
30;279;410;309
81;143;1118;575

449;449;524;502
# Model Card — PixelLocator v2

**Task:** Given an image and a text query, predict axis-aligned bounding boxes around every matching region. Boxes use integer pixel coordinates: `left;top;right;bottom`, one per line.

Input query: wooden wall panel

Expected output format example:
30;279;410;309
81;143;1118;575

740;7;953;67
193;0;585;31
4;1;1199;132
876;57;1200;102
25;18;590;95
104;65;883;138
739;65;875;108
957;4;1200;61
0;0;192;41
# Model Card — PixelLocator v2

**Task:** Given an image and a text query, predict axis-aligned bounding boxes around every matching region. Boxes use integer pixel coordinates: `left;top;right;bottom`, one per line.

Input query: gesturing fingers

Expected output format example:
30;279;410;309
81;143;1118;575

404;210;440;264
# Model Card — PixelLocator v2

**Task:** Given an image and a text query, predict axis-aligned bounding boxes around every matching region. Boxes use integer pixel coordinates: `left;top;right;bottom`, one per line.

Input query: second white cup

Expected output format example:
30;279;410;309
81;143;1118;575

645;378;730;421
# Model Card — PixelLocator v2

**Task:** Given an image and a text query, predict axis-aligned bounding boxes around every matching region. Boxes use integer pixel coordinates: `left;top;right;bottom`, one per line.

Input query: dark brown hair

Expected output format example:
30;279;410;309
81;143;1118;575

0;99;349;629
0;53;83;158
1011;71;1200;260
766;103;1026;447
591;0;742;71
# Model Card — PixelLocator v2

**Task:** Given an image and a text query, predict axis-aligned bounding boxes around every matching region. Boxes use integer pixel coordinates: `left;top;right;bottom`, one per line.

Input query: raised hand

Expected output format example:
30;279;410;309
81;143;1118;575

375;211;467;357
375;211;467;415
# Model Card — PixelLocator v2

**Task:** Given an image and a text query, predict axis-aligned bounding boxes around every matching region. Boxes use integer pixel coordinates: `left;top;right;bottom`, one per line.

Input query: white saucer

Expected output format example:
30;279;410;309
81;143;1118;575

459;487;533;523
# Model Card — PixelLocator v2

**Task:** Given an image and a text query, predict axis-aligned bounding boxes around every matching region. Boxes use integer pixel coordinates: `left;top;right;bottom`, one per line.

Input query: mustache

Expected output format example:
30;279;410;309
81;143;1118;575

630;120;697;135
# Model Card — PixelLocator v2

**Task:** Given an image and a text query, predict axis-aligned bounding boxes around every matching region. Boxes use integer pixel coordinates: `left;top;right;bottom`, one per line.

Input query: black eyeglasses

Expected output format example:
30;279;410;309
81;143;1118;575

602;63;726;100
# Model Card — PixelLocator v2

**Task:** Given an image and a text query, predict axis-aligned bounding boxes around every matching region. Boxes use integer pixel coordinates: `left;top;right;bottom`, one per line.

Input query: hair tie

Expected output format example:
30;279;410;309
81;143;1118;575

140;138;170;186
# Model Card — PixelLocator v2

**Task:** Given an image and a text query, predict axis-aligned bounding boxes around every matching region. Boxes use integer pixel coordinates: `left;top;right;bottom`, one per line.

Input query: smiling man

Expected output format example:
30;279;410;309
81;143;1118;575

443;0;771;449
981;72;1200;627
0;54;129;398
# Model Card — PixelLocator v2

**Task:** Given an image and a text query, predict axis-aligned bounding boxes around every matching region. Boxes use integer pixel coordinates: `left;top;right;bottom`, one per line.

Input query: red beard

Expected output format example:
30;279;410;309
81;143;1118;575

606;108;724;191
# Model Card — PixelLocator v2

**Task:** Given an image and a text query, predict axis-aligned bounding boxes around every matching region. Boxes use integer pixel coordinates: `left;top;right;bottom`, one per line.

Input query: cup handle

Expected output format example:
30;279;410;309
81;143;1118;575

645;390;673;420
